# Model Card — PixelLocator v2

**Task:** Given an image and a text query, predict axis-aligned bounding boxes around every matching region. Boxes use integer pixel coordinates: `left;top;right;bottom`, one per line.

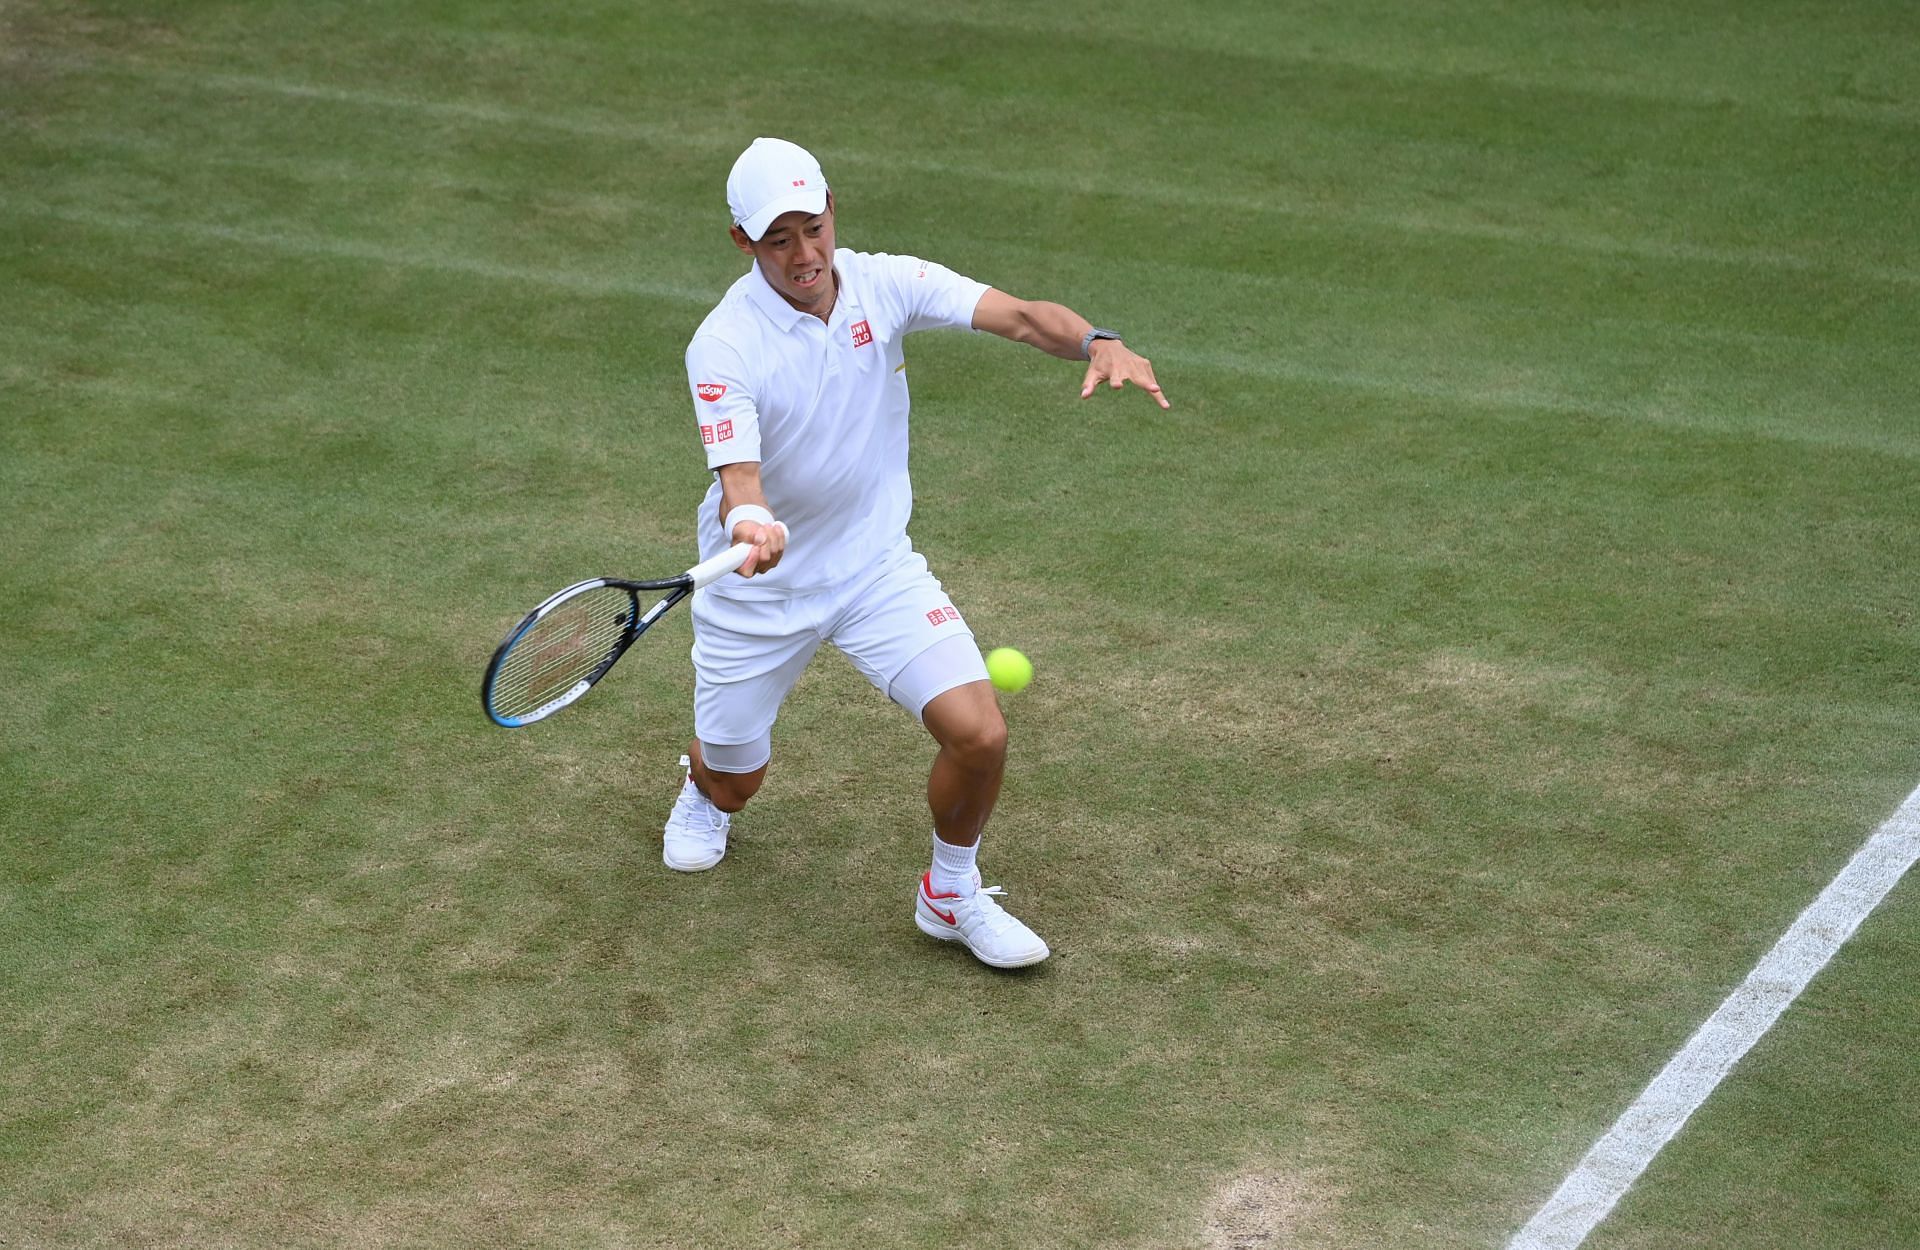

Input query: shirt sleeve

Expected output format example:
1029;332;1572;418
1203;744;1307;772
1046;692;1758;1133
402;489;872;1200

684;334;762;469
876;254;992;336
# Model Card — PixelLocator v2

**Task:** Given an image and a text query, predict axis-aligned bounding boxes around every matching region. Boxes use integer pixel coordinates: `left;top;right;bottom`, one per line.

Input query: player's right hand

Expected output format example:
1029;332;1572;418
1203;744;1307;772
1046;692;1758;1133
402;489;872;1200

732;519;787;577
1081;339;1170;409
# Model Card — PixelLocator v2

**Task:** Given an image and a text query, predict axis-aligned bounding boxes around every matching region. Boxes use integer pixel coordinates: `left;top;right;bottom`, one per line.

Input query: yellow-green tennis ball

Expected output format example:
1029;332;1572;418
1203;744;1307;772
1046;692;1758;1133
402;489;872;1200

986;647;1033;693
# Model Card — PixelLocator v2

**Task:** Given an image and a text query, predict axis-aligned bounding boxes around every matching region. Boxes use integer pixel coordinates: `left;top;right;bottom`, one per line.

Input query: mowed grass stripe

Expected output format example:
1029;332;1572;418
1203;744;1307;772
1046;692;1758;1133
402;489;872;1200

17;127;1919;462
771;0;1920;131
0;202;716;304
20;0;1912;132
20;52;1919;287
28;125;1918;375
10;201;1915;464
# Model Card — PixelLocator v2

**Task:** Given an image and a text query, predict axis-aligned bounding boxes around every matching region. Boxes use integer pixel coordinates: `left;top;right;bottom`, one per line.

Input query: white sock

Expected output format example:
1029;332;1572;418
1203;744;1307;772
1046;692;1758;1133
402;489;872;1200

930;834;979;898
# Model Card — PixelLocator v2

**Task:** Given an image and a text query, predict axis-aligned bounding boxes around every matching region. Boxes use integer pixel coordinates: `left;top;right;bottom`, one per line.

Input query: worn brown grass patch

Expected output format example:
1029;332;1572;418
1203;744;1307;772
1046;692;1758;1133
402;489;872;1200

1202;1168;1343;1249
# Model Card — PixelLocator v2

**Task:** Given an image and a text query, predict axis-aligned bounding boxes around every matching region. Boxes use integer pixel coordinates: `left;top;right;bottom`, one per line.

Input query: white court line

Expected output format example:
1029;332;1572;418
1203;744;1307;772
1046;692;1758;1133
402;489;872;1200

1510;781;1920;1250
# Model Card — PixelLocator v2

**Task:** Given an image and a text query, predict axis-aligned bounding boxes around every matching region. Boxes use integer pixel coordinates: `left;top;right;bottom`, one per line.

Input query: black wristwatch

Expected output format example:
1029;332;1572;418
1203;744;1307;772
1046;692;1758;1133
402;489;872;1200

1080;327;1122;359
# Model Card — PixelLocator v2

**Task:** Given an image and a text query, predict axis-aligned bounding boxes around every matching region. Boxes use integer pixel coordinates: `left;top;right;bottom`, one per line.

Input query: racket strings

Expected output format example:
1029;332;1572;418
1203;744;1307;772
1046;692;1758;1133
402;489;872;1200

489;586;635;719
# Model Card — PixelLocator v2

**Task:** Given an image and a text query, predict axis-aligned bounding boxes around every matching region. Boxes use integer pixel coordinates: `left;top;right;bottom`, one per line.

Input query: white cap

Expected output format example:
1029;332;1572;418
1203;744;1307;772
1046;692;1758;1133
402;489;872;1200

726;137;829;241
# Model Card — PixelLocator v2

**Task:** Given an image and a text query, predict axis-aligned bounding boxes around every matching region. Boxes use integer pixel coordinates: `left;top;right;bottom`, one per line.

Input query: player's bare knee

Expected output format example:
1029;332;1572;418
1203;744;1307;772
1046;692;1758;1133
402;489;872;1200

946;712;1007;775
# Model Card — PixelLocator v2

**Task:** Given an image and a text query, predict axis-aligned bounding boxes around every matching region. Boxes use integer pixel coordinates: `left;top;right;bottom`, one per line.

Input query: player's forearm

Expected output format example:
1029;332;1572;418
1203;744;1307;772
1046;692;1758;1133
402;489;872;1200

716;462;772;533
1008;300;1098;360
714;460;787;575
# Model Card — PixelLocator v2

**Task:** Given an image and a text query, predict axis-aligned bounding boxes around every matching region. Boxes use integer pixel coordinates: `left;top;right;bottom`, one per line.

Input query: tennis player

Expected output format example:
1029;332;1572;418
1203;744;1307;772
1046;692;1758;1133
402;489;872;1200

664;137;1168;969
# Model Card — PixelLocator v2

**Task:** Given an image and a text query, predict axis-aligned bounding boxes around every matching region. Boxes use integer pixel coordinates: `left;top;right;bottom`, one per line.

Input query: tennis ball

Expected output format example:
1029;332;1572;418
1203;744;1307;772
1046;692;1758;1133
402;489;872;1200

985;647;1033;693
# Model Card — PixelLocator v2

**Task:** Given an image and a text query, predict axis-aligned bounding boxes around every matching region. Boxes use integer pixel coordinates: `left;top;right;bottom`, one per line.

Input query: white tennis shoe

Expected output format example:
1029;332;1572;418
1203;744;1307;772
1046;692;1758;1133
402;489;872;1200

915;872;1051;969
662;765;729;872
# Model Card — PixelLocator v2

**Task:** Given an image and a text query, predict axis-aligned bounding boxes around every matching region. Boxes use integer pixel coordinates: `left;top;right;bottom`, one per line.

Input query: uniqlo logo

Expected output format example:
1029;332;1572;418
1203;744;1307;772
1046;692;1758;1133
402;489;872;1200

850;319;873;348
792;178;807;187
696;382;726;403
715;419;734;442
925;605;960;627
699;424;715;445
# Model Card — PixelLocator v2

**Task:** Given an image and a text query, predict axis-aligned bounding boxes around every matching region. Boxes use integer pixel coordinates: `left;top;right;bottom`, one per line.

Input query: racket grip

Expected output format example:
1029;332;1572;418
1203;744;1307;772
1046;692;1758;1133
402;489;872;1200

688;544;752;590
686;523;787;590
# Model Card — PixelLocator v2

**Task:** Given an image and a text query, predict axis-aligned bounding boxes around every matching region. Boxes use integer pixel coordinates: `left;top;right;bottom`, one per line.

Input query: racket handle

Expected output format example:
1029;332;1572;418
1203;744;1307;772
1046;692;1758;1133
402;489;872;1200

686;522;787;590
688;544;752;589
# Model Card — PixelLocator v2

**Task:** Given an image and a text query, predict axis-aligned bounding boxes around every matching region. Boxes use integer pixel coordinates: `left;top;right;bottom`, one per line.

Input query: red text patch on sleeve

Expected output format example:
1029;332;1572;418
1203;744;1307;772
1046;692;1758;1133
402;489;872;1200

696;383;727;403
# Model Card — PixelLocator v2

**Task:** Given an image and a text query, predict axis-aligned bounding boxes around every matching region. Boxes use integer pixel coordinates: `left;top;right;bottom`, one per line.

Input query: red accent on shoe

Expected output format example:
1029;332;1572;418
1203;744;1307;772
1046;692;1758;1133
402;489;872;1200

919;871;958;925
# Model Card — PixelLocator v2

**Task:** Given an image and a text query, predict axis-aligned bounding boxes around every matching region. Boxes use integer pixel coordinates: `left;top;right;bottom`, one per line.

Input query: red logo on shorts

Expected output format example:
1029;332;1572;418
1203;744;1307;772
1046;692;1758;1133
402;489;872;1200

696;382;727;402
925;605;960;627
850;319;873;348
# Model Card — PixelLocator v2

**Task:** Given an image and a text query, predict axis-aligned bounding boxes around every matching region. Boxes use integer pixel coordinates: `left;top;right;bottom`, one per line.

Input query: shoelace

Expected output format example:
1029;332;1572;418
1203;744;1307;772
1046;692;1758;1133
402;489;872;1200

960;886;1029;937
672;759;728;833
692;786;728;833
672;777;728;836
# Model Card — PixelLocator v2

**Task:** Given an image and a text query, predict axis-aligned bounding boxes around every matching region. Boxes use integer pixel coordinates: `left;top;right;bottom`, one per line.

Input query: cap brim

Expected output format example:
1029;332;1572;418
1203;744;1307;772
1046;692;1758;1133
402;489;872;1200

738;187;829;241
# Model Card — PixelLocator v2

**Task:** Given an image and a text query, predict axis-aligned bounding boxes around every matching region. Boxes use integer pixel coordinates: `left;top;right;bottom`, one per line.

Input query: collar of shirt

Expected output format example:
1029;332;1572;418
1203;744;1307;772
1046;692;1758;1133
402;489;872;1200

747;260;855;333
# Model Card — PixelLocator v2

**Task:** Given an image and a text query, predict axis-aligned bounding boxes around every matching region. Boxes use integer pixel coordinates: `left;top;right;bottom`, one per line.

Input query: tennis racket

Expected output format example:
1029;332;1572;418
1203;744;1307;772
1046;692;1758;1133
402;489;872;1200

481;534;775;728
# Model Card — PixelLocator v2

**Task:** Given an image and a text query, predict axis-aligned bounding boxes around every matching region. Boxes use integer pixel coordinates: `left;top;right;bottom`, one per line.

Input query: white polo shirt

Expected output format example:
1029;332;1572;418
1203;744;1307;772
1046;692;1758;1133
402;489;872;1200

684;248;989;600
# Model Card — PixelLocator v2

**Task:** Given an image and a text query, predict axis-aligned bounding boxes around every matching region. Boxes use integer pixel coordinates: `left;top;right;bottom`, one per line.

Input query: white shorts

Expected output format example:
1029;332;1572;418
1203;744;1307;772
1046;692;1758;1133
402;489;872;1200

689;546;989;772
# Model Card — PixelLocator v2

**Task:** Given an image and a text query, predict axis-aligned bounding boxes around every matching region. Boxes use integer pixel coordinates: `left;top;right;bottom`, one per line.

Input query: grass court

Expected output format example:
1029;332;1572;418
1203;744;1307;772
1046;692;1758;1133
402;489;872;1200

3;1;1918;1245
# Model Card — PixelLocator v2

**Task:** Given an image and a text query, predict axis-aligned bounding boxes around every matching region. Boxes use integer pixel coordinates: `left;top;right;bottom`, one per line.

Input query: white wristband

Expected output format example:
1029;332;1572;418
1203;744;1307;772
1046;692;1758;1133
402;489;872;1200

725;503;775;535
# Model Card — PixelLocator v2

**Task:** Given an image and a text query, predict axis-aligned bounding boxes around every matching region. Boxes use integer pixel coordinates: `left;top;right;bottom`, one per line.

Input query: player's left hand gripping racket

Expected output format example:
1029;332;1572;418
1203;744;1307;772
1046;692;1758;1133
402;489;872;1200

481;533;777;727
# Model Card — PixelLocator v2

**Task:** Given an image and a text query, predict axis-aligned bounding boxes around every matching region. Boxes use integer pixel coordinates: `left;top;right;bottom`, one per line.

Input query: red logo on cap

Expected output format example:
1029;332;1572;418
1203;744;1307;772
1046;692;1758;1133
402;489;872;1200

792;179;807;187
696;382;726;402
850;319;873;348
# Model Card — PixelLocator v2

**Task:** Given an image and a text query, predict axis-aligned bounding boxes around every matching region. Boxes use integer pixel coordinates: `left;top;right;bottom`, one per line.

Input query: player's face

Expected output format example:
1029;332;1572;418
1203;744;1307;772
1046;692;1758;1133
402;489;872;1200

735;200;836;314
